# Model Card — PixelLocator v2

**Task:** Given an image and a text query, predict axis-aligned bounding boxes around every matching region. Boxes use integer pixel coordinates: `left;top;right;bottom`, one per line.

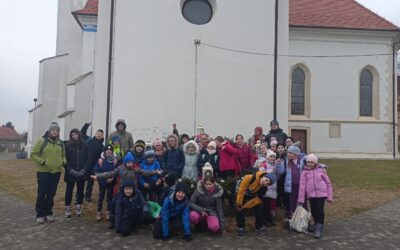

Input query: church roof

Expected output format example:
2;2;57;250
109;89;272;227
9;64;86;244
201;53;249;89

0;127;23;141
290;0;399;31
73;0;400;31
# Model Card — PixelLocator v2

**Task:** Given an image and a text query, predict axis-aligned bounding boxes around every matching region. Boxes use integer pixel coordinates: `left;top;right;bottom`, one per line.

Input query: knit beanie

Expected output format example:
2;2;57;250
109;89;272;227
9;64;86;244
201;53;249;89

266;149;276;159
103;144;114;153
48;122;60;131
287;145;301;155
144;149;156;159
164;172;176;186
112;135;120;142
306;154;318;164
264;173;277;185
123;152;135;165
270;120;279;126
135;140;146;150
175;182;188;195
207;141;217;149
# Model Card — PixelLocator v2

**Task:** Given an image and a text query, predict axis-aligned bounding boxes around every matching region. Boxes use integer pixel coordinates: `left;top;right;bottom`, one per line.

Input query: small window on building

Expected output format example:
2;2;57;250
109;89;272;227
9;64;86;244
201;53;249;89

329;123;341;138
182;0;213;25
291;68;305;115
360;70;373;117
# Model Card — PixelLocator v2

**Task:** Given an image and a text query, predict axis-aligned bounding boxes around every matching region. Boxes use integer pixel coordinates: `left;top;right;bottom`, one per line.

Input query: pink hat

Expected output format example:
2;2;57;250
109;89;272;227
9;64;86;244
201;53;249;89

306;154;318;164
153;138;163;147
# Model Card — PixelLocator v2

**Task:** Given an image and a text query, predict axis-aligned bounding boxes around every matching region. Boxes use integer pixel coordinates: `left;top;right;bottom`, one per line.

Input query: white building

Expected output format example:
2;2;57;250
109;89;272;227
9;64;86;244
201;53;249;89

28;0;400;159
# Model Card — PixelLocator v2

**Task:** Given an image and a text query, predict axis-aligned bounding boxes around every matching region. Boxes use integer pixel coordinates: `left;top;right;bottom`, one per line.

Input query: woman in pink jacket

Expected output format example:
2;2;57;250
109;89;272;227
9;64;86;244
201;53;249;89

297;154;333;239
214;136;240;178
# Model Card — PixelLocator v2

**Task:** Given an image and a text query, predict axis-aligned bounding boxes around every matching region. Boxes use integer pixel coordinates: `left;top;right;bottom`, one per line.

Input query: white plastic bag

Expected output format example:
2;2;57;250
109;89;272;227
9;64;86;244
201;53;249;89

289;205;311;233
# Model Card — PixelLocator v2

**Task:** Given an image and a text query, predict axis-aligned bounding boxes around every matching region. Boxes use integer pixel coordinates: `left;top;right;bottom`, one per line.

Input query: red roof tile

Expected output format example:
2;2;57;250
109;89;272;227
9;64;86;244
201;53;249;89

72;0;98;15
0;127;23;141
72;0;399;31
290;0;399;31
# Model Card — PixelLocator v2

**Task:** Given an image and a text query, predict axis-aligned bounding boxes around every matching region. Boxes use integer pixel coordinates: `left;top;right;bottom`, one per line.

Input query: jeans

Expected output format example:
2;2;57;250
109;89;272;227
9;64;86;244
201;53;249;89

97;184;114;212
65;180;85;206
35;172;61;218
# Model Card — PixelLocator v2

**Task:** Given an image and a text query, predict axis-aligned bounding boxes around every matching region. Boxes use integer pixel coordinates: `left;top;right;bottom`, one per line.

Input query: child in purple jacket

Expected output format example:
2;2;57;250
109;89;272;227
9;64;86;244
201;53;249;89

297;154;333;239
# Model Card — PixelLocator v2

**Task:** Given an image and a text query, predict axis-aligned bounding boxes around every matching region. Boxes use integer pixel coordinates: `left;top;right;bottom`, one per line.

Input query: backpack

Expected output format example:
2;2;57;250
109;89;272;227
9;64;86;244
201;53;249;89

235;167;258;194
39;137;65;158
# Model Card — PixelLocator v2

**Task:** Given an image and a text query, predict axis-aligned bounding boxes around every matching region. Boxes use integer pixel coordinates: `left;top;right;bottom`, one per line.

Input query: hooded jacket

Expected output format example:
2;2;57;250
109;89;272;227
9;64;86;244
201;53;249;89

139;159;161;187
161;191;190;237
181;140;200;180
64;129;91;182
94;152;118;187
218;141;240;174
297;165;333;203
163;134;185;177
114;180;149;232
31;132;66;173
107;120;134;152
190;181;225;230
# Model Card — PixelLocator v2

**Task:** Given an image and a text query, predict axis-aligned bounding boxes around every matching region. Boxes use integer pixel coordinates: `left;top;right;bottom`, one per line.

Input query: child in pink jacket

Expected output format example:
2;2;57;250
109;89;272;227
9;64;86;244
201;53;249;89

298;154;333;239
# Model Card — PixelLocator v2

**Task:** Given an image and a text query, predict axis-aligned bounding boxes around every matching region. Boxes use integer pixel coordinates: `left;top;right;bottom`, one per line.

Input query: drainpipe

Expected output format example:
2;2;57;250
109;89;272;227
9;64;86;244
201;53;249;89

392;41;400;159
106;0;116;139
273;0;279;121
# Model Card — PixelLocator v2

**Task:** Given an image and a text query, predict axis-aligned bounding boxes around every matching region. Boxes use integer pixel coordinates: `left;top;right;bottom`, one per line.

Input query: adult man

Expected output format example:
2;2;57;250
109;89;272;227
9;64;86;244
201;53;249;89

81;122;105;202
264;120;288;146
31;122;66;224
107;119;134;152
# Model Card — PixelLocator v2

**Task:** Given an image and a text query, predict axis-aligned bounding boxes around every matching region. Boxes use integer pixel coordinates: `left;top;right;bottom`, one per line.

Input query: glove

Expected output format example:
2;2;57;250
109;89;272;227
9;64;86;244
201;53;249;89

183;234;193;242
79;169;86;177
69;169;79;177
162;236;169;241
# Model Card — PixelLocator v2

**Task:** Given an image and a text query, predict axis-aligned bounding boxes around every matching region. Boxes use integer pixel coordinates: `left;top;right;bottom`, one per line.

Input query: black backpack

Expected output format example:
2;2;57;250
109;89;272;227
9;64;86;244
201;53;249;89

235;167;258;194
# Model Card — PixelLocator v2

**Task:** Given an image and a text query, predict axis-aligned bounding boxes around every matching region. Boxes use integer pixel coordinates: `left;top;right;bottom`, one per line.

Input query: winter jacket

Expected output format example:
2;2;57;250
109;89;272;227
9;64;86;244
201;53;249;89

264;128;288;145
197;148;219;178
139;160;161;187
154;147;166;169
161;192;190;237
85;136;104;172
236;171;269;209
94;153;118;187
234;143;255;170
276;156;305;194
190;182;225;230
163;147;185;177
181;141;200;181
31;134;66;173
298;166;333;203
64;141;91;182
108;130;134;152
108;141;124;163
114;186;149;233
218;141;240;175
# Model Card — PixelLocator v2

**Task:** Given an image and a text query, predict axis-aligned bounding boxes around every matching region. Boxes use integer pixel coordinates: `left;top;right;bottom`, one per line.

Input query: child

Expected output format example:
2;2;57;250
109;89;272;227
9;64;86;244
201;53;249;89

262;150;279;226
94;144;118;221
132;140;146;164
234;134;255;171
153;138;166;169
163;134;185;177
154;182;192;241
181;140;200;181
298;154;333;239
114;179;153;236
276;143;286;160
269;140;278;152
109;136;124;164
197;140;219;178
139;149;163;201
235;171;276;236
190;175;226;234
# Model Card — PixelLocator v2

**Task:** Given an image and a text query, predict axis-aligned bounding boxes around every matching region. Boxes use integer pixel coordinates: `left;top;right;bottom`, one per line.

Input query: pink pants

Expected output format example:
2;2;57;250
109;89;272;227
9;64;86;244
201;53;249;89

189;211;220;232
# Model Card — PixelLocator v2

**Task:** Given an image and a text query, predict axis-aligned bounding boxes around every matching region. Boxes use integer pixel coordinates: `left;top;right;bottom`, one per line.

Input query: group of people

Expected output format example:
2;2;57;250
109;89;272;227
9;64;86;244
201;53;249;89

31;119;333;240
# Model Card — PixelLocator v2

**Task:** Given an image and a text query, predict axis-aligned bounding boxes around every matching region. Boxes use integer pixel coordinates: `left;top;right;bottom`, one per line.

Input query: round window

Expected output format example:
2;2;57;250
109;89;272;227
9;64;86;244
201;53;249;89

182;0;213;25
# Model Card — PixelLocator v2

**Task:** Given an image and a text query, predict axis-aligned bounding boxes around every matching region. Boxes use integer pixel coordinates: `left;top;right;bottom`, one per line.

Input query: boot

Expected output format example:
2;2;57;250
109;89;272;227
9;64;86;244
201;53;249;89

96;212;102;221
314;223;323;239
64;206;72;218
76;205;82;217
308;223;315;233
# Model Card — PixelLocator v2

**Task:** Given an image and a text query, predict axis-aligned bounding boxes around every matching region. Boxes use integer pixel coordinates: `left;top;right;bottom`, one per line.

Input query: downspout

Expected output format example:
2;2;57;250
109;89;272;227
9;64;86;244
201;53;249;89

392;41;400;159
273;0;279;120
106;0;116;139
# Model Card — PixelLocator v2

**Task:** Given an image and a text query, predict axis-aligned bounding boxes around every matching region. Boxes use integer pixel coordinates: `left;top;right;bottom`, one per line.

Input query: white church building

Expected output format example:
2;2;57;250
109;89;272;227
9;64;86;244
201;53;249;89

28;0;400;159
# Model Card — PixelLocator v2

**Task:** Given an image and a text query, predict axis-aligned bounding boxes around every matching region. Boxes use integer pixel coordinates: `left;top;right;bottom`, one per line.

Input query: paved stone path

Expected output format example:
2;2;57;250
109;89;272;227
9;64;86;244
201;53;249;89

0;191;399;249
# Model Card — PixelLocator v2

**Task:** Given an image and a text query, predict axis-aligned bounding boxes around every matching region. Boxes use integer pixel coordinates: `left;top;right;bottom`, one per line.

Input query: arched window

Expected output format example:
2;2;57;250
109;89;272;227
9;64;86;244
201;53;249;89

291;68;305;115
360;69;373;117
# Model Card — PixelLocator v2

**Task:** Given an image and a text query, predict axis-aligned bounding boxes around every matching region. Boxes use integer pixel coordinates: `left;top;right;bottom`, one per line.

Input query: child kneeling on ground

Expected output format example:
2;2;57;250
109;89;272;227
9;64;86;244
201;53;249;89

297;154;333;239
189;174;226;234
153;182;192;241
114;179;153;236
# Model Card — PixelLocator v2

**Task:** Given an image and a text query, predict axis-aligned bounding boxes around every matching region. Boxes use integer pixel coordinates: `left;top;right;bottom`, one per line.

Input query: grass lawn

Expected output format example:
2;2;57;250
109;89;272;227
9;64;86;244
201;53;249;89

0;158;399;231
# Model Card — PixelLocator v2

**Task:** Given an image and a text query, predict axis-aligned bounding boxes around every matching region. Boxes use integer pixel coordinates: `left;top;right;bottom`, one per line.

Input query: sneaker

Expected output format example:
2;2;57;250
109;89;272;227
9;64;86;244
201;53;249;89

46;215;55;222
65;206;72;218
255;226;268;235
237;227;245;236
96;212;102;222
76;205;82;217
36;217;45;224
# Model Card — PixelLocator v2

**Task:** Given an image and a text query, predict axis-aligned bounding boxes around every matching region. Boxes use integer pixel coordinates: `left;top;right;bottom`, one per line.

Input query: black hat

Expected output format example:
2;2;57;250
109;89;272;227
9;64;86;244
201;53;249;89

103;144;114;153
270;120;279;126
175;182;188;194
135;140;146;149
163;172;176;186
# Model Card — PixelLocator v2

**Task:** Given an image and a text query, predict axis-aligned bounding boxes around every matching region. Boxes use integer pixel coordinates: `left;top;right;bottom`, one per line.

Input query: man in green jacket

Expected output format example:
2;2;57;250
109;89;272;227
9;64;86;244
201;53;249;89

31;122;66;224
107;119;134;152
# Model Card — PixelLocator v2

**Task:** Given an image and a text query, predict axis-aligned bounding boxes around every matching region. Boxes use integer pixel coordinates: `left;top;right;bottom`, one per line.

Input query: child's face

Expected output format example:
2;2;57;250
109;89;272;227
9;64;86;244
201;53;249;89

286;139;293;147
270;145;277;152
267;155;276;162
306;161;317;169
175;191;185;201
187;144;195;153
204;181;214;192
260;145;268;155
71;132;79;141
95;131;104;140
146;157;155;164
277;145;285;154
124;186;134;196
135;146;144;153
260;176;270;187
287;152;297;160
113;140;120;145
182;137;189;144
105;149;113;156
168;138;176;147
49;129;59;138
125;161;134;168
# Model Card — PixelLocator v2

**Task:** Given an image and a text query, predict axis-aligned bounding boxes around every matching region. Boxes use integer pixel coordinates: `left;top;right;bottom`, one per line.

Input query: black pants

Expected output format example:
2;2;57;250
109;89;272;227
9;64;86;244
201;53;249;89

84;178;94;200
236;203;264;229
140;184;163;201
119;212;153;236
35;172;61;218
65;180;85;206
309;197;326;224
262;197;274;222
153;216;183;238
97;184;114;212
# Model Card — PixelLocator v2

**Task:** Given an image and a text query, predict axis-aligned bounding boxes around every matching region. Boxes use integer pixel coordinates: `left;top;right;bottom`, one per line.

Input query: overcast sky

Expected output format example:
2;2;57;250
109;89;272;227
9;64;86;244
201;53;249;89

0;0;399;133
